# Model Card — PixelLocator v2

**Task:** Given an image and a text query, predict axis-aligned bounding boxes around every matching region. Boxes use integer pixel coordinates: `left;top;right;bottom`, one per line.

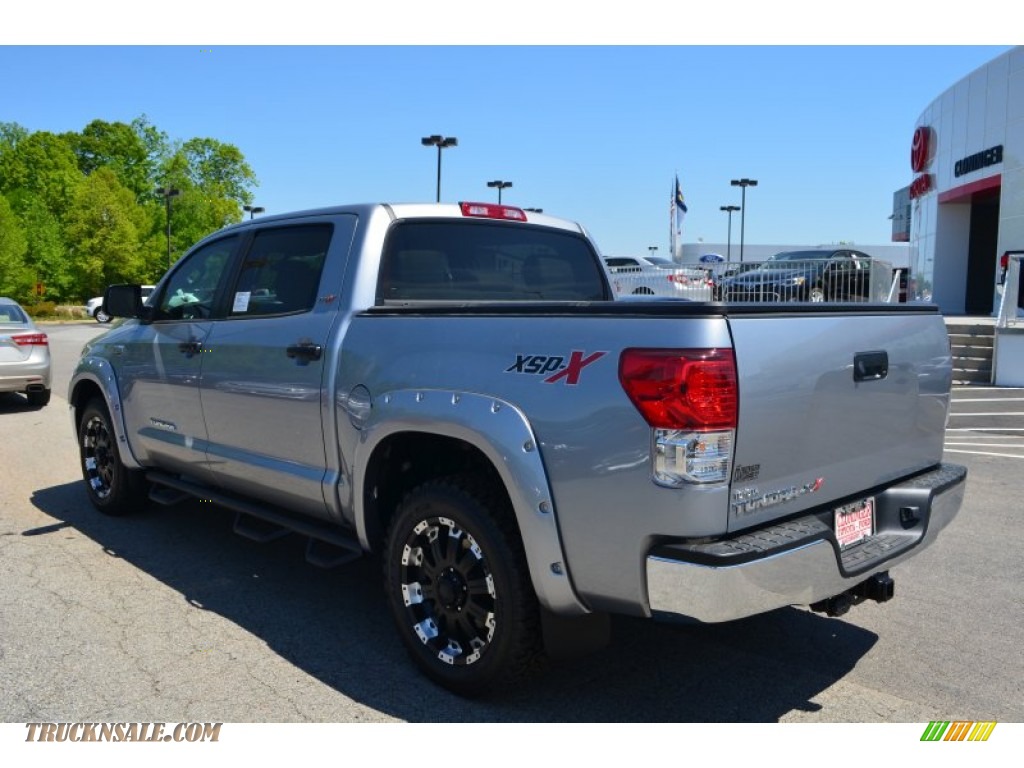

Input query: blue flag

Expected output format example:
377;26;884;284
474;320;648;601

674;175;687;233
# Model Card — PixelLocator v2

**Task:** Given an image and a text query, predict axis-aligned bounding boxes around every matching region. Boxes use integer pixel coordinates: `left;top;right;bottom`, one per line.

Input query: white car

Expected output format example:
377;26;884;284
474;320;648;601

87;285;156;322
603;256;713;298
0;297;51;407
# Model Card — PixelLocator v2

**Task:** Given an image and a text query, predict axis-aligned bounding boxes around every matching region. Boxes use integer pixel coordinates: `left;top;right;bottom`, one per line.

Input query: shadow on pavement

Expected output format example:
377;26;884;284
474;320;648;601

30;481;878;722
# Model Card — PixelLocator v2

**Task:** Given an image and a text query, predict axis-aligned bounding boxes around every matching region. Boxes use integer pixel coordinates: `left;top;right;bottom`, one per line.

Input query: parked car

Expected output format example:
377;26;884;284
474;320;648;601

0;297;51;407
604;255;713;298
717;249;876;302
87;285;156;322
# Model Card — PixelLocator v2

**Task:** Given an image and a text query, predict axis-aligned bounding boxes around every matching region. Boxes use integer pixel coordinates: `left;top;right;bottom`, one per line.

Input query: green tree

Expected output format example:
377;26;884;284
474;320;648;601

64;168;149;296
0;193;31;300
7;189;72;300
0;131;81;218
179;137;256;204
65;119;157;199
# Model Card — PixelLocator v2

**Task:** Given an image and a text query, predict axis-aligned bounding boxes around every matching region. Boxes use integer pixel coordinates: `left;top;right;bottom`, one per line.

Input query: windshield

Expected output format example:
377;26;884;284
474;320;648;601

643;256;676;267
0;304;29;325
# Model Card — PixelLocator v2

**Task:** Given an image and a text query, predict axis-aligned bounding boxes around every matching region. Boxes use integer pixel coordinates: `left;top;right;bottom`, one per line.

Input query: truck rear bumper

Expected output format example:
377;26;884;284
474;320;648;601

645;463;966;623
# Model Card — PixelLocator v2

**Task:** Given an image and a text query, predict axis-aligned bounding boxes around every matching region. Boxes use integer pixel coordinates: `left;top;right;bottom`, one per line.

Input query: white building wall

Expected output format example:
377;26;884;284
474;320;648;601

910;46;1024;314
931;204;971;312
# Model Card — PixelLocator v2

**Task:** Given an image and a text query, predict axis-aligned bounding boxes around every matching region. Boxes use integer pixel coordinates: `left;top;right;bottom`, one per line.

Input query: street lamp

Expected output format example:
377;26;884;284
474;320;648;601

730;178;758;263
648;246;658;259
719;205;740;261
244;205;265;220
421;134;458;202
486;180;512;204
155;186;180;268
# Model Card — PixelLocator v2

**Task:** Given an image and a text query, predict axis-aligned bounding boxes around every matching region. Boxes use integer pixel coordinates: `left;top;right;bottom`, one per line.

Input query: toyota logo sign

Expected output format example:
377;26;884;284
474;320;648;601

911;127;933;172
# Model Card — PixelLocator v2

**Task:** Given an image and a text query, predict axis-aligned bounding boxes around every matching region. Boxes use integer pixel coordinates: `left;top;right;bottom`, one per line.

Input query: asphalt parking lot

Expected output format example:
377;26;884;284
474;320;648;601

1;322;1022;724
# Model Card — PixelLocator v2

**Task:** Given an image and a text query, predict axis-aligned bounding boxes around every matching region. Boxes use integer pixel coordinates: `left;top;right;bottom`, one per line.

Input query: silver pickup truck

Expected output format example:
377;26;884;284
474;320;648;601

70;202;967;695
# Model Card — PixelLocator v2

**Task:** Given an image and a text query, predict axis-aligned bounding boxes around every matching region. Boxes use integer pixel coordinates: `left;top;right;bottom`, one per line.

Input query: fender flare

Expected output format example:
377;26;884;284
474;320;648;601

68;359;142;470
352;388;588;616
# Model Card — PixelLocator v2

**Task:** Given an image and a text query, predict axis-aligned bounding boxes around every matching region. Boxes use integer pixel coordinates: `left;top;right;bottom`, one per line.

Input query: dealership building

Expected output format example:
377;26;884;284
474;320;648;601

894;45;1024;316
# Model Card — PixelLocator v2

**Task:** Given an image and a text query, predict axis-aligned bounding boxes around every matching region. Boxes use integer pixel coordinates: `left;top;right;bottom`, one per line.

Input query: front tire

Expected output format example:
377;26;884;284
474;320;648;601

383;477;542;696
94;308;111;323
78;398;148;515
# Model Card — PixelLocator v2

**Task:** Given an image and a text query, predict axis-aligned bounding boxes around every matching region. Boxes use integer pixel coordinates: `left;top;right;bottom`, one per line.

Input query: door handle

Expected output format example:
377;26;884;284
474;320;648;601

853;351;888;382
286;341;323;363
178;341;202;357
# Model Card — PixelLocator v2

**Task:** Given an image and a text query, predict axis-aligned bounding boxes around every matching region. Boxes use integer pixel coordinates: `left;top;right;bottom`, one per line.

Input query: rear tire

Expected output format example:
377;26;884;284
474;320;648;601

95;308;111;323
78;398;148;516
383;476;542;696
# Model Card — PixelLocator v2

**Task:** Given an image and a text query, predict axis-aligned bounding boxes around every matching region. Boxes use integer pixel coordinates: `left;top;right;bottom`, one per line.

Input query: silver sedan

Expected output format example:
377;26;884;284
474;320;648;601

0;297;51;407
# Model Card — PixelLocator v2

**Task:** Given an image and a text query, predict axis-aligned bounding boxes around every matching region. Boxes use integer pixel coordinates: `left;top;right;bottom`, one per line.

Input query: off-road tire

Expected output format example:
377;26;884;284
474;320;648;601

78;398;148;516
383;475;543;696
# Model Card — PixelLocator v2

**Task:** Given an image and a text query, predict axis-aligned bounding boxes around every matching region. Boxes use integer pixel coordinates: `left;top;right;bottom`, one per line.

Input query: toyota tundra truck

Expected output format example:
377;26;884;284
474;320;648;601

69;201;967;695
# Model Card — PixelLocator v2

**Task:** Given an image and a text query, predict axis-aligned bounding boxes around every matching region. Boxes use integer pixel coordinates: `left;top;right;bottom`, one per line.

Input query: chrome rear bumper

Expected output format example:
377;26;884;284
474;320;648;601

646;464;966;623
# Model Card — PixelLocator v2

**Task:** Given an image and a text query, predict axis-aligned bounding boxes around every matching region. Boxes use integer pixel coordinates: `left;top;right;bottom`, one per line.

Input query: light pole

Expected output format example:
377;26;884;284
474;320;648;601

243;205;265;220
155;186;180;269
730;178;757;263
421;134;458;202
648;246;658;260
486;180;512;204
720;205;740;261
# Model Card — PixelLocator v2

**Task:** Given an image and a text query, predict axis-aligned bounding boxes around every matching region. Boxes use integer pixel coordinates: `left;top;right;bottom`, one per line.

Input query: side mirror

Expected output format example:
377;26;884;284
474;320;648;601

103;284;150;320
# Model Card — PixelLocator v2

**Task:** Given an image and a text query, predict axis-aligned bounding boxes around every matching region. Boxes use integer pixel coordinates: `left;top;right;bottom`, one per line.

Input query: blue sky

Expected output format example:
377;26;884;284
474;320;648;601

1;40;1012;256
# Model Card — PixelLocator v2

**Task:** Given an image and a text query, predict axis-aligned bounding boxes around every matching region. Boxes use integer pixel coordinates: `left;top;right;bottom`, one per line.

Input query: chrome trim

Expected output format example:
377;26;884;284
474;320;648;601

646;474;965;623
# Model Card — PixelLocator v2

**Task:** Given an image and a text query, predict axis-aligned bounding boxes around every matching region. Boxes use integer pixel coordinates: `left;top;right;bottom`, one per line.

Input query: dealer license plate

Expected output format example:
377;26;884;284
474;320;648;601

834;497;875;549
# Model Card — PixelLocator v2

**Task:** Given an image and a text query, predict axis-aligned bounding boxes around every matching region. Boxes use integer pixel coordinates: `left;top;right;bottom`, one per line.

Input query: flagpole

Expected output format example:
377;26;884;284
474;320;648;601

669;179;676;261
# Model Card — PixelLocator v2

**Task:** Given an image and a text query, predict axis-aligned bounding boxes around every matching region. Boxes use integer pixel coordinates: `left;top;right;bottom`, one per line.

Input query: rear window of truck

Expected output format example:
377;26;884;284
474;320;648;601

377;221;610;303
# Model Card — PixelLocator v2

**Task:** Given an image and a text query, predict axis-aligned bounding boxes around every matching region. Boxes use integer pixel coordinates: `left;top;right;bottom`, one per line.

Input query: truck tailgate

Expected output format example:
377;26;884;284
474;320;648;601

726;310;952;533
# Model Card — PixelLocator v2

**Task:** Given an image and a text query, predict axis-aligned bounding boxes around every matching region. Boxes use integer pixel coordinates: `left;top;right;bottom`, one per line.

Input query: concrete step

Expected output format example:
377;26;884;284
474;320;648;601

949;334;994;348
952;369;993;384
953;357;993;372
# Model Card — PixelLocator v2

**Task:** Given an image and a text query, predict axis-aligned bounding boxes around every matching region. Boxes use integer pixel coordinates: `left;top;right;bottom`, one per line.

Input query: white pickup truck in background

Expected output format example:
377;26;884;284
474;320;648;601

603;254;714;298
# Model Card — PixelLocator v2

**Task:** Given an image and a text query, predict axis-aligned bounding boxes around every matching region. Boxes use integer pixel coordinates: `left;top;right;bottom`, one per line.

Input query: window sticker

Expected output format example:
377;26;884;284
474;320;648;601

232;291;251;313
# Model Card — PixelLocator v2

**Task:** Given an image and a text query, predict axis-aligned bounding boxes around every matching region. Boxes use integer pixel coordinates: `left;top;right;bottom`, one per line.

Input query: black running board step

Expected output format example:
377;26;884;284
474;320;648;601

234;513;292;543
305;538;362;568
148;485;192;506
145;470;364;561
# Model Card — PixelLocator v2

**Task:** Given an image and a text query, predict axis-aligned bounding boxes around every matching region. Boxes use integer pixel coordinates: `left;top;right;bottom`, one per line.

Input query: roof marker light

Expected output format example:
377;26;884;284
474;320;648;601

459;202;527;221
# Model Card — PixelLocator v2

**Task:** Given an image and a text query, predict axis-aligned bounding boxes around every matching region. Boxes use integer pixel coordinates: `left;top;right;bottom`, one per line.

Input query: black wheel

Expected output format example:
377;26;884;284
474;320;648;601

809;285;826;302
384;477;542;696
95;308;112;323
78;398;148;516
632;287;655;295
26;388;50;407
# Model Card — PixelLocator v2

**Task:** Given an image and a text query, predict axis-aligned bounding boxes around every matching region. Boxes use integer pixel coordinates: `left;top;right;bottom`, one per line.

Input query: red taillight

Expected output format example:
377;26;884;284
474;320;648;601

667;274;689;284
618;348;737;430
12;332;48;347
459;202;527;221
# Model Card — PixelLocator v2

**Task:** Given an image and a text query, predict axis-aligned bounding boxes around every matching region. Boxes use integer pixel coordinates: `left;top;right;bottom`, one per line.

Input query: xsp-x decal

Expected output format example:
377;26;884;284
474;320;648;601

506;350;607;385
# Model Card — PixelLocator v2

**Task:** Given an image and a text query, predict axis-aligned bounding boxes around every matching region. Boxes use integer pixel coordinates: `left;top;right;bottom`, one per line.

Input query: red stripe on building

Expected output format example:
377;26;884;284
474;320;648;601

938;174;1001;204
